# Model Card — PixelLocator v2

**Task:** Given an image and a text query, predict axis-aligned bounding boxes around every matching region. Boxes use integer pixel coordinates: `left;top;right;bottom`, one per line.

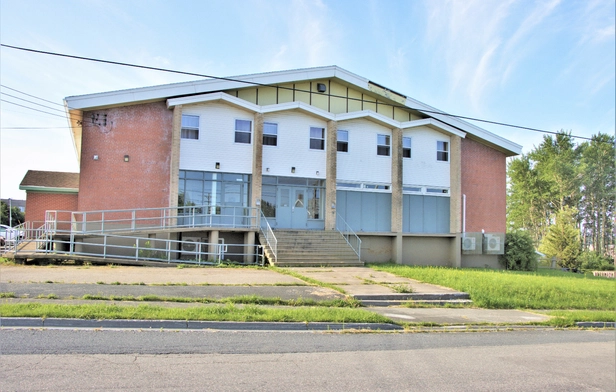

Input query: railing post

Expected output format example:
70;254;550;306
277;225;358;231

132;210;136;231
103;235;107;259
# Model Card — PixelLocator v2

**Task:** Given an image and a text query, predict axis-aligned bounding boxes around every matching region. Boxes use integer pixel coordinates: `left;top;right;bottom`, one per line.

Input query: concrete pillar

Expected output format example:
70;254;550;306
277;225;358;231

169;105;182;209
208;230;219;262
449;135;462;268
325;120;337;230
391;127;403;264
251;113;264;224
244;231;255;264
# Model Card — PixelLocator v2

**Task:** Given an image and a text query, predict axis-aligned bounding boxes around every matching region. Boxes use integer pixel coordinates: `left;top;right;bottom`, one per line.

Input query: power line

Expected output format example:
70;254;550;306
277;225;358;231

0;43;600;142
1;91;66;113
0;84;65;107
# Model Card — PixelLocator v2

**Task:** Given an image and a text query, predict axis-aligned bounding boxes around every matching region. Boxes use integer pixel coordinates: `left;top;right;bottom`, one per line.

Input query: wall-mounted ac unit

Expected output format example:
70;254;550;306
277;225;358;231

182;237;202;253
484;234;501;252
462;237;476;251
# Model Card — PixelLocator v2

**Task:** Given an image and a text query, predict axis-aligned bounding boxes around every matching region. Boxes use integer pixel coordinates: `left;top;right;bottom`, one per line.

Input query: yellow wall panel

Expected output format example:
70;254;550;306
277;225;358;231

330;81;347;97
278;83;294;103
376;99;393;117
394;107;411;122
330;96;347;114
237;88;257;104
312;92;328;111
363;95;377;112
347;89;362;112
295;82;311;104
258;87;277;106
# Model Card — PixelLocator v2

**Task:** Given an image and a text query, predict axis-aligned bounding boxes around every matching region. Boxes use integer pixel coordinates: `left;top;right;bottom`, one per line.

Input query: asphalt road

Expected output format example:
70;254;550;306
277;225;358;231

1;329;614;391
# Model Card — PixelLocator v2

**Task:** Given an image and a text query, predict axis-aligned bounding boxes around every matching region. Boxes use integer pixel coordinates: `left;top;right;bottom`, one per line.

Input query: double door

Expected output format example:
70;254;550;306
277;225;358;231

276;187;308;229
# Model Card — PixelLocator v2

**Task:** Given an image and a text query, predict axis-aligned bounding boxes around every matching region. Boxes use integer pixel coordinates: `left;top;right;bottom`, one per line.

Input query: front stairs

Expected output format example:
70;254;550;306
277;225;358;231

259;230;363;267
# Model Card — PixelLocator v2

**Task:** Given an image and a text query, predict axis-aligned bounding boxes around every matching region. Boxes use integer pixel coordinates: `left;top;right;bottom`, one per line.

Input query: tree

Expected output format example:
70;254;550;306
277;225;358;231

578;134;615;256
0;201;25;226
499;231;539;271
539;206;582;269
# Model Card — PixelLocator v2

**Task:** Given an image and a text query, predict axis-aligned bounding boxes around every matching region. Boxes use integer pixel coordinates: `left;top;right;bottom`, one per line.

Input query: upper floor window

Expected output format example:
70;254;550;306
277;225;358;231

181;115;199;140
263;122;278;146
235;119;252;144
377;134;390;156
403;137;412;158
437;141;449;161
337;130;348;152
310;127;325;150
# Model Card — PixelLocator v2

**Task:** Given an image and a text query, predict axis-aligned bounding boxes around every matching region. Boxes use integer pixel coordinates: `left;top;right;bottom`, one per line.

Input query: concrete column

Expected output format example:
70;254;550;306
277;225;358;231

449;135;462;268
391;128;403;264
169;105;182;208
325;120;337;230
208;230;219;262
244;231;255;263
251;113;264;213
391;128;403;233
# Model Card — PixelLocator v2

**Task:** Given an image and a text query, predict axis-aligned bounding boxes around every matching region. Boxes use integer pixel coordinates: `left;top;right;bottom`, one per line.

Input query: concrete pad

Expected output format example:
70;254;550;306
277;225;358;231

0;265;302;285
368;307;551;324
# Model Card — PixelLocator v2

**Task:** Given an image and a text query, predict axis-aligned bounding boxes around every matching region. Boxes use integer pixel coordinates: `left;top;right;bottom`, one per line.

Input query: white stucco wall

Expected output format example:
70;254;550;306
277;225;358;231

402;126;450;188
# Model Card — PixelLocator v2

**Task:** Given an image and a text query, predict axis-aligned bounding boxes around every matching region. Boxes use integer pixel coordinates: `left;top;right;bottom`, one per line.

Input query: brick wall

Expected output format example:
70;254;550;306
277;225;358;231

25;192;78;226
461;138;507;232
78;101;173;211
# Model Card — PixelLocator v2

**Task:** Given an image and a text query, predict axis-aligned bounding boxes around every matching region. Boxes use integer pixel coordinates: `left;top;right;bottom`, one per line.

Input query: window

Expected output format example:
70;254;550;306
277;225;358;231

310;127;325;150
181;115;199;140
337;130;348;152
377;134;390;156
403;137;412;158
437;141;449;161
235;119;252;144
263;122;277;146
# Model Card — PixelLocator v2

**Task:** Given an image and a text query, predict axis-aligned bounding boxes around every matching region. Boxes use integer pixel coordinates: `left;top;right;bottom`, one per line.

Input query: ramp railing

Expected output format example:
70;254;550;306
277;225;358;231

336;213;361;261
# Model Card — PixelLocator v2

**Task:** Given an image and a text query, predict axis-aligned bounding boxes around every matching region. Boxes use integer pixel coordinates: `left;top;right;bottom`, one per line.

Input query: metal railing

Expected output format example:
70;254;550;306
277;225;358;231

44;204;260;235
336;213;362;261
259;211;277;264
31;233;264;266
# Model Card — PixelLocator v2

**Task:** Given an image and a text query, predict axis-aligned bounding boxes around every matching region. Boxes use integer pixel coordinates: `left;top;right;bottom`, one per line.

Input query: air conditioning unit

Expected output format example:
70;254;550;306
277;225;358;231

462;237;476;251
484;234;501;252
182;237;202;253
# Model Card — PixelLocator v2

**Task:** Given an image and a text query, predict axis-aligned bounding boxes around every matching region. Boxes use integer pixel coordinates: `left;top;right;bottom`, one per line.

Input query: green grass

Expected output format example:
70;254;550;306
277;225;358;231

369;264;615;310
538;310;616;327
0;302;391;324
80;293;361;307
270;266;347;294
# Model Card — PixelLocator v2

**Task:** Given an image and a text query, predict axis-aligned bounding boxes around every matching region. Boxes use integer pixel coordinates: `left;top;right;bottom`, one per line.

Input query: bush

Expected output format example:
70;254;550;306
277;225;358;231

579;251;615;271
499;231;538;271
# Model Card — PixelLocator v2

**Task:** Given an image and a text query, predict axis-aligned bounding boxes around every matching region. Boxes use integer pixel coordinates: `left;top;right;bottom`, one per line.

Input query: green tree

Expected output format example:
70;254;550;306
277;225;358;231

499;231;539;271
1;201;25;226
539;206;582;269
578;134;615;256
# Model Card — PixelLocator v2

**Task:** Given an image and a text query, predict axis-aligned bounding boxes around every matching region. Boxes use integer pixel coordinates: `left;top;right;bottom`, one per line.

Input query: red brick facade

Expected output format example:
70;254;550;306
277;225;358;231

460;138;507;232
78;101;173;211
25;192;78;226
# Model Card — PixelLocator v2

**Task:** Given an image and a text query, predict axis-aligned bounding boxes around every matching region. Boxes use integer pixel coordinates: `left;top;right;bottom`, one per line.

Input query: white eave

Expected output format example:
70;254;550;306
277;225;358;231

65;65;521;156
19;185;78;194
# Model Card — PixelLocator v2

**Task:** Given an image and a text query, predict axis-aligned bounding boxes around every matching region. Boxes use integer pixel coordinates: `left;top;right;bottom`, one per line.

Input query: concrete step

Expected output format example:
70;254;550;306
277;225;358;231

353;293;472;307
360;299;473;307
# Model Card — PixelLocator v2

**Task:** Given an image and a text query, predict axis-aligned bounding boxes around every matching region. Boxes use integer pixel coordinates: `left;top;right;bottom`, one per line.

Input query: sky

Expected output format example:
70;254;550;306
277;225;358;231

1;0;614;200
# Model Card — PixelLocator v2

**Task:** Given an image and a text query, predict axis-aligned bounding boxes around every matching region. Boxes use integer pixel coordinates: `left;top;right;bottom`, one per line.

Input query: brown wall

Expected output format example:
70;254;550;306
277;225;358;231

78;101;173;211
25;192;78;225
461;138;507;233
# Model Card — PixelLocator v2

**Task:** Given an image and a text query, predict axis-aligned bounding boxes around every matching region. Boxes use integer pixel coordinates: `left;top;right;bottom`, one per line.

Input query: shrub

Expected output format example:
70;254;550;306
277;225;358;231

499;231;538;271
579;251;615;271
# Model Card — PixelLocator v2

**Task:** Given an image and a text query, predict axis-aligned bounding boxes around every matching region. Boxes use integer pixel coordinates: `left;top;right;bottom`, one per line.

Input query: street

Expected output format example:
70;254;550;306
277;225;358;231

1;329;614;391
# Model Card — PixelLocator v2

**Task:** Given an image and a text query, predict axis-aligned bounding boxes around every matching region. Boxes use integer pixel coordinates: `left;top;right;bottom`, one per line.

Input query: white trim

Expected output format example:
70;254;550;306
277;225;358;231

336;110;399;128
167;92;260;112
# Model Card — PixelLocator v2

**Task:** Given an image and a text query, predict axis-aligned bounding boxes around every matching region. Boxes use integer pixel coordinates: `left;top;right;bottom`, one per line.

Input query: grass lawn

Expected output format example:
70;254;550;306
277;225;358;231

0;302;392;324
369;264;615;311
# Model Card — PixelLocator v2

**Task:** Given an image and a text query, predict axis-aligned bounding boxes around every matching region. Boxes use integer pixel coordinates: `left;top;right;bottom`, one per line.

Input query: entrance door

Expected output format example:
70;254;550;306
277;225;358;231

276;187;308;229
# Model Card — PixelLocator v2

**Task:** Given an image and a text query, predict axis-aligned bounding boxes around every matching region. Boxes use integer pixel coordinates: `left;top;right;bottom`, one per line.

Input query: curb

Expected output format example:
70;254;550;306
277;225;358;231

0;317;403;331
575;322;615;328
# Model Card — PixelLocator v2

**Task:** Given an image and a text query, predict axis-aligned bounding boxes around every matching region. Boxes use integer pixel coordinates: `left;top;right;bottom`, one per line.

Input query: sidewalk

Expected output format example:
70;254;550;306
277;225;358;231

0;264;552;327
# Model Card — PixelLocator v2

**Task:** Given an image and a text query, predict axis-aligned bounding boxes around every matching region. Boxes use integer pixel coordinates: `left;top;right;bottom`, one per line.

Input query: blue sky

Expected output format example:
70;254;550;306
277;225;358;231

1;0;614;199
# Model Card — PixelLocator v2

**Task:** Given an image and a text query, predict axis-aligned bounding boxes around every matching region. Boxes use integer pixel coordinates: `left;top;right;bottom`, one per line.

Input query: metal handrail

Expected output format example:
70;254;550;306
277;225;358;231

45;204;260;235
259;210;277;264
31;233;263;265
336;213;361;261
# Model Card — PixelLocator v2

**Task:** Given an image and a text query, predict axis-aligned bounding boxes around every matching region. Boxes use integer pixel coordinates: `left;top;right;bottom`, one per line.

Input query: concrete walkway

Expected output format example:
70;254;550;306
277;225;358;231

0;264;552;326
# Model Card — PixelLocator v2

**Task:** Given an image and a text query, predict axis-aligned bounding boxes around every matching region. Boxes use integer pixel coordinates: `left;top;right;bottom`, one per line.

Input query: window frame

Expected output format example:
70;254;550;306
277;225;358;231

181;114;200;140
377;134;391;156
337;130;349;153
263;122;278;147
437;140;449;162
402;137;412;158
234;119;252;144
310;127;325;150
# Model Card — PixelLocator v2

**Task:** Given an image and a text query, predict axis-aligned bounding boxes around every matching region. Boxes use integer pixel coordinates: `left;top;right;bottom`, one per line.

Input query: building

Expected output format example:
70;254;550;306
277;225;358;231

20;66;521;267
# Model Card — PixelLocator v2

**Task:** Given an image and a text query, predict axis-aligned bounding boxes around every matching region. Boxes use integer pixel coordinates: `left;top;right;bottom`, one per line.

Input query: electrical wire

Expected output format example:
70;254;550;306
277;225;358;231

0;43;605;142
